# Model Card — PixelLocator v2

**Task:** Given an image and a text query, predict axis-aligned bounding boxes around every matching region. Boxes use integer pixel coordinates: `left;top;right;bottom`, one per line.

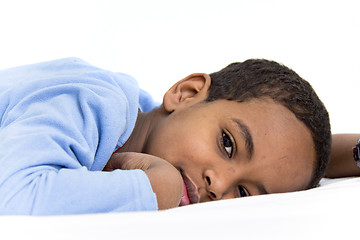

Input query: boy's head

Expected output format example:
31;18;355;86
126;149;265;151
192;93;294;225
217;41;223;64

206;59;331;189
142;59;331;204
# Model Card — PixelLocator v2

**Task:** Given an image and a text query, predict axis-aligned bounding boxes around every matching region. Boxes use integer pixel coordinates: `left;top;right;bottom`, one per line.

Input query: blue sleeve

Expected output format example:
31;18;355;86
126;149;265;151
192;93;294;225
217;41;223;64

0;58;158;215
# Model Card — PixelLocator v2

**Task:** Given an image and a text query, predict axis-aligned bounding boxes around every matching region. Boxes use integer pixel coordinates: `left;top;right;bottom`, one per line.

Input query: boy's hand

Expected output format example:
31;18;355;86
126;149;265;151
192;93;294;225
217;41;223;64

104;152;155;172
104;152;183;210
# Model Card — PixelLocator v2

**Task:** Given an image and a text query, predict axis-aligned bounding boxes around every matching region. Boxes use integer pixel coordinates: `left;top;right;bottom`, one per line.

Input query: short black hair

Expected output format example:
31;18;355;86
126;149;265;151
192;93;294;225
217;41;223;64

206;59;331;189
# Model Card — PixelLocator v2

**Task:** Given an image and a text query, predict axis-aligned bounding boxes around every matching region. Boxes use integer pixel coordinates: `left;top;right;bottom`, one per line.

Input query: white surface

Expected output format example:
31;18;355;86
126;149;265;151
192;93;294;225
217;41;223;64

0;178;359;239
0;0;359;133
0;1;359;239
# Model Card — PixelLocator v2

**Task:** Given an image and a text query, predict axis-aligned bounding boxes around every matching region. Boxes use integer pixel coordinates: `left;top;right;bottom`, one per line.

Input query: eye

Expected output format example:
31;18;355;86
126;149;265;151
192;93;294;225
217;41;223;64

222;131;233;158
237;186;248;198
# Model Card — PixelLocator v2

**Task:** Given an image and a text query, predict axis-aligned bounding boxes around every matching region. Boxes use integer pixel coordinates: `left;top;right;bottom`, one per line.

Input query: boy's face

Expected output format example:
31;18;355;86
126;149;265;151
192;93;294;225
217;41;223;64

143;74;315;205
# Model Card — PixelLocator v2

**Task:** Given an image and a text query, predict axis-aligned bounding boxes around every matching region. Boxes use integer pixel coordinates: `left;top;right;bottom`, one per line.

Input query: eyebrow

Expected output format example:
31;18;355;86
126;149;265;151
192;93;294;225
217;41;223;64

232;119;269;195
232;119;254;160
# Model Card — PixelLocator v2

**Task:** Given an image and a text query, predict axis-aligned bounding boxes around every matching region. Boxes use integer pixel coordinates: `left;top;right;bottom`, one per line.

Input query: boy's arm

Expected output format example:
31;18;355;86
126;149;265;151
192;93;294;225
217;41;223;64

104;152;183;210
325;134;360;178
0;58;163;215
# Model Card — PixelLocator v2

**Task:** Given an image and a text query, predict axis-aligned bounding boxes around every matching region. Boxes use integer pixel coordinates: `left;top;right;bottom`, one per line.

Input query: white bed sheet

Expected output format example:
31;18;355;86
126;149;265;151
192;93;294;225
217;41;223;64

1;177;359;240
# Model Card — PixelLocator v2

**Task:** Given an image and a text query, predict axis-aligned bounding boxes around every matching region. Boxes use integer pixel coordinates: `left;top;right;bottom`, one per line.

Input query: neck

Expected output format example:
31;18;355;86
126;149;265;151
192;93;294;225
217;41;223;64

118;106;167;153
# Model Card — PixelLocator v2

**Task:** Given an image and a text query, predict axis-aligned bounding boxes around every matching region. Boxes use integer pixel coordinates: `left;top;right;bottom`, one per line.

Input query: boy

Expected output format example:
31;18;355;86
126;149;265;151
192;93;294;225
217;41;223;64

0;57;331;215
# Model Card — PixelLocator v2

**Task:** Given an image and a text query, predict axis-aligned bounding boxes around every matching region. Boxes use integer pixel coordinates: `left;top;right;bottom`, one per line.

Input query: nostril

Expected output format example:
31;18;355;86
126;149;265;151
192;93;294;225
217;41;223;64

206;176;211;185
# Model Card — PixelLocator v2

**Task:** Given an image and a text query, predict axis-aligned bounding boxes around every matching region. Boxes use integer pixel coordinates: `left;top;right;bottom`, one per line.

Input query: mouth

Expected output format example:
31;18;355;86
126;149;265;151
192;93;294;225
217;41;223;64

179;170;200;206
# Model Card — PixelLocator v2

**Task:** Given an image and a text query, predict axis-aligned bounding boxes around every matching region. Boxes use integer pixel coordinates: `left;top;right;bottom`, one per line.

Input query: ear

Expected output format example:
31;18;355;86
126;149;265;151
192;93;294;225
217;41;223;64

163;73;211;112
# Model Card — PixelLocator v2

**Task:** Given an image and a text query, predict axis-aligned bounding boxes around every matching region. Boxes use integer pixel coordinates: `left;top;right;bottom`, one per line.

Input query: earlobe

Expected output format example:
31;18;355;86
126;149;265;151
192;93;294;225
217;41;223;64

163;73;211;112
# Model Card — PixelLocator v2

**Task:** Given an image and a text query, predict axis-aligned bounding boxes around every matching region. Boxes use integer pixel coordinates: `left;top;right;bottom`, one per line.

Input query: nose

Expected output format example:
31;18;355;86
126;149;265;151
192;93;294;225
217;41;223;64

204;169;234;201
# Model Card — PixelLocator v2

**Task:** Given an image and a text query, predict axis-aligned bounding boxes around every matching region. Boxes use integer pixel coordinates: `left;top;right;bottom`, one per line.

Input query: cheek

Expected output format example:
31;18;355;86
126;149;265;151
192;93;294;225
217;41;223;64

171;133;210;165
143;124;188;163
145;110;218;166
165;130;216;167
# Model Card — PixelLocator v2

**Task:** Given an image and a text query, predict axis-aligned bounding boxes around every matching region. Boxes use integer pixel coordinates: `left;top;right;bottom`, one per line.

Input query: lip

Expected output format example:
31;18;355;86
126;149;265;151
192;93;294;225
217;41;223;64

180;171;200;205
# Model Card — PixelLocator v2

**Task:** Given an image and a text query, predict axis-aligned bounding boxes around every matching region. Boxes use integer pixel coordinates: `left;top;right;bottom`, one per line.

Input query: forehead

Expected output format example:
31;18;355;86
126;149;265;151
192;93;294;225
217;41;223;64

211;98;315;192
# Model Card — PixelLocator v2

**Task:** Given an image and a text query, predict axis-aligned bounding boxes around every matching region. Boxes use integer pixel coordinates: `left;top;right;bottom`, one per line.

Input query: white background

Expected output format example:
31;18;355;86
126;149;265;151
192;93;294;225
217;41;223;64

0;0;359;134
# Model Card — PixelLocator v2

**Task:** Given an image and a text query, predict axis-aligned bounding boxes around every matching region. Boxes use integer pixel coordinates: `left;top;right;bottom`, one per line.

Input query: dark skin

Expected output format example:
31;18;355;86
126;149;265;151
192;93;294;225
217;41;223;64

325;134;360;178
104;73;316;210
103;134;360;210
104;152;183;210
